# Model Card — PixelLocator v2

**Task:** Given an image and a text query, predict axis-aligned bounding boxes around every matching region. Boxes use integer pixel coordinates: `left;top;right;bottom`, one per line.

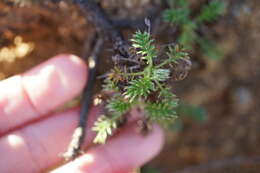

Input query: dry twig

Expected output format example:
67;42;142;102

63;37;103;160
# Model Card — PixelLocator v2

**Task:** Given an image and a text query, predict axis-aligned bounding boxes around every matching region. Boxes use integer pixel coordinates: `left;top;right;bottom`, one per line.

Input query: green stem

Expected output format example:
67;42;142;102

121;71;145;77
156;59;173;68
154;80;164;91
146;55;154;77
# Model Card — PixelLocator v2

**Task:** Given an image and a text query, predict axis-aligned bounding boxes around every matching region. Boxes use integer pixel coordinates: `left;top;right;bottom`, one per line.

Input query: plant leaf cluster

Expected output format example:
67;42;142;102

92;31;190;144
164;0;227;59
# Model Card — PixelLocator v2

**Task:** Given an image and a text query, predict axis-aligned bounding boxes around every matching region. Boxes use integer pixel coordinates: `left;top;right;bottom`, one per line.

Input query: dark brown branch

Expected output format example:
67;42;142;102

174;156;260;173
74;0;130;57
112;18;147;30
63;37;104;160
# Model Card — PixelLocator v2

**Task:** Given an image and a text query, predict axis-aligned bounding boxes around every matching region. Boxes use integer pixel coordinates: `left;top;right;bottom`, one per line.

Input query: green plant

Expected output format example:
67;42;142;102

92;30;191;144
170;102;208;131
164;0;227;59
178;103;208;123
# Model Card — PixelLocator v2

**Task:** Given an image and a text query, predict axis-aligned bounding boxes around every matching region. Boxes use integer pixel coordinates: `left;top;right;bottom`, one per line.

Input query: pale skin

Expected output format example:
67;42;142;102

0;54;164;173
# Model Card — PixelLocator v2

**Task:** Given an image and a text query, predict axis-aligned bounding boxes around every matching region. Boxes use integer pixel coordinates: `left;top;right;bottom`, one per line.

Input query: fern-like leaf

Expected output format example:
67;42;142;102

166;45;190;62
178;21;197;47
196;37;223;59
145;87;179;122
106;97;132;114
131;31;157;62
163;8;189;25
145;102;178;121
102;77;119;92
159;88;179;107
151;69;170;82
123;77;155;102
92;115;117;144
174;0;188;8
197;0;226;23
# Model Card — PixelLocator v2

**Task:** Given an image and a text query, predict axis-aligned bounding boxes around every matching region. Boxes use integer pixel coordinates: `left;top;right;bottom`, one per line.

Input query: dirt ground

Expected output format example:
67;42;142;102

0;0;260;172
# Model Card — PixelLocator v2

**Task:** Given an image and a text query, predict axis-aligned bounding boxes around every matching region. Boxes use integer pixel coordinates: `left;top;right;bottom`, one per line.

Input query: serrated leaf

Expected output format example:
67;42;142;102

123;77;155;102
92;115;117;144
163;8;190;25
178;22;197;47
151;69;170;82
158;88;179;108
166;45;190;62
131;31;157;62
145;102;178;121
102;77;119;92
197;0;226;23
106;97;132;114
175;0;188;7
196;37;223;60
159;88;177;99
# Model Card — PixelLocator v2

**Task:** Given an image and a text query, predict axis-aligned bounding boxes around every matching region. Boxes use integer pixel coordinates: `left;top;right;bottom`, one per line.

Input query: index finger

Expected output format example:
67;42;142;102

0;54;87;135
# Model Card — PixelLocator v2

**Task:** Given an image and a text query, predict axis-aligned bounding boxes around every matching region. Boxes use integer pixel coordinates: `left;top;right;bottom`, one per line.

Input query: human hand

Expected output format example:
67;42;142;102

0;55;164;173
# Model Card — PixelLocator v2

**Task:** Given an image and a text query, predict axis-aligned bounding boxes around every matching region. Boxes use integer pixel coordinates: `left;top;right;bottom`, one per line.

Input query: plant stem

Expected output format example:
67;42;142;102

154;80;164;91
122;71;145;77
156;59;173;68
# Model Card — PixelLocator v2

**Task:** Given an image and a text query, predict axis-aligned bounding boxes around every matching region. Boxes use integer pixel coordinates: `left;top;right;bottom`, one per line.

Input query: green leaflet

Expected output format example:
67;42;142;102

123;77;155;103
197;0;226;23
92;115;117;144
163;0;227;59
166;45;189;62
145;102;178;121
163;8;190;25
131;31;157;62
106;97;132;114
151;69;170;82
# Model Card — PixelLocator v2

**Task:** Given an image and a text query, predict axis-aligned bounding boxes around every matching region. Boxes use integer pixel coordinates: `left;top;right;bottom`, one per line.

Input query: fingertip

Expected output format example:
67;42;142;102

65;54;87;73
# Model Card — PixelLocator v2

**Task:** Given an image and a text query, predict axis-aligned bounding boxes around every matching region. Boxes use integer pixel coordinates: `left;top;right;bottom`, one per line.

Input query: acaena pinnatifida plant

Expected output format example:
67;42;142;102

92;27;191;144
163;0;227;60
